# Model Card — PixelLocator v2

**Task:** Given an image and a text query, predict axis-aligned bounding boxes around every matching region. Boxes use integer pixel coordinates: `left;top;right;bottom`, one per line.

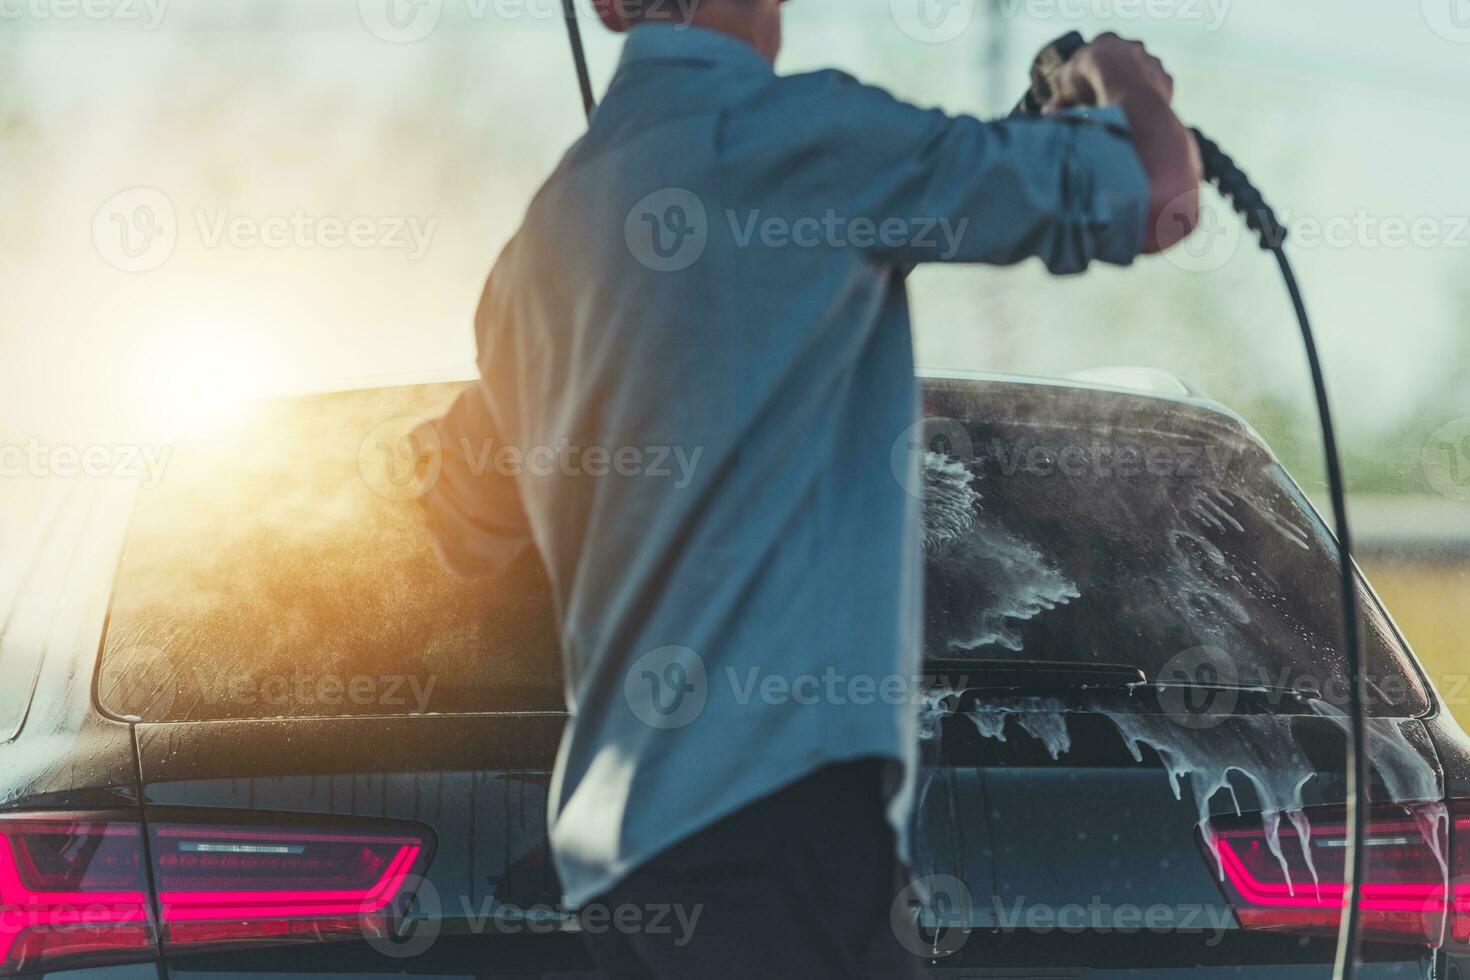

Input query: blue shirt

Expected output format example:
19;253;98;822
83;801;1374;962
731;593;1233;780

419;24;1150;907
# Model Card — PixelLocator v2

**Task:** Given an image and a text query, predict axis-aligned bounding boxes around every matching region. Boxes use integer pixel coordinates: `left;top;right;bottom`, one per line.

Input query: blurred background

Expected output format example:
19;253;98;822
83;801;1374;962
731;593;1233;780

1;0;1466;713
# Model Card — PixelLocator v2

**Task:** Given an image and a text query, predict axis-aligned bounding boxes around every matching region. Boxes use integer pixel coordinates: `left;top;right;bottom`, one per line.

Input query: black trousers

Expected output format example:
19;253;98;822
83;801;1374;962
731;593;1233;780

579;758;918;979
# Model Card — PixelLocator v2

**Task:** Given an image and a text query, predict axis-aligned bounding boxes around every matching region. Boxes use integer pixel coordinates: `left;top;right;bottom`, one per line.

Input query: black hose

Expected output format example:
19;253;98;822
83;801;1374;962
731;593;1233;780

1194;128;1368;980
1278;245;1369;980
561;0;597;119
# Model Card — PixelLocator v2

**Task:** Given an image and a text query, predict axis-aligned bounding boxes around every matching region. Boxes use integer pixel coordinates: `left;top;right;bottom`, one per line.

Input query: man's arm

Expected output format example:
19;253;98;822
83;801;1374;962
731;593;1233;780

743;35;1200;272
414;383;535;579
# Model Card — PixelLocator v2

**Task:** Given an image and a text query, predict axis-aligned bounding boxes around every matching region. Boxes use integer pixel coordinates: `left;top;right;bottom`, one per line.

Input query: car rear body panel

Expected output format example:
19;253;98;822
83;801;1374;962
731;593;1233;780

914;703;1445;970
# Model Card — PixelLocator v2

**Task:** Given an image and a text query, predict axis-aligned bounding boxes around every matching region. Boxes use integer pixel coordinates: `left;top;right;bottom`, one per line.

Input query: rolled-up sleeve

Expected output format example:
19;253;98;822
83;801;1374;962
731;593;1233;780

739;73;1151;274
416;383;534;579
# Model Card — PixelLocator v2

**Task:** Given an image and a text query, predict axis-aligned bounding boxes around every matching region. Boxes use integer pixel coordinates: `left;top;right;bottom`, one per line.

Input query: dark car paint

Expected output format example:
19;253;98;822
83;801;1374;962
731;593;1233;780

3;375;1465;979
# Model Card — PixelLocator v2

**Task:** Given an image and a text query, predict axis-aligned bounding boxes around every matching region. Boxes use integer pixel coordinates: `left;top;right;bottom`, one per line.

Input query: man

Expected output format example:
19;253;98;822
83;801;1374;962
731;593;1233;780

416;0;1200;975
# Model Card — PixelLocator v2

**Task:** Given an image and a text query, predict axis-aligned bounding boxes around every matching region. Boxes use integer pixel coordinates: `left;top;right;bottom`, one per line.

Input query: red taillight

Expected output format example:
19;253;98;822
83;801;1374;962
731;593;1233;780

1451;808;1470;945
0;815;154;975
150;823;428;951
1204;802;1452;945
0;812;431;974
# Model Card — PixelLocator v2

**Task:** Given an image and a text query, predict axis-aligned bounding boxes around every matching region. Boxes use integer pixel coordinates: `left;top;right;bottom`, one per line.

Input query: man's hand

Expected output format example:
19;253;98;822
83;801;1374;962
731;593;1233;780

1044;33;1203;255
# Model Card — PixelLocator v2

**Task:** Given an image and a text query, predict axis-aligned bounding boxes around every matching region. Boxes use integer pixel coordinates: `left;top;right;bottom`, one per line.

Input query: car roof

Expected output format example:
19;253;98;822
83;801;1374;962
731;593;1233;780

916;369;1272;458
277;367;1265;442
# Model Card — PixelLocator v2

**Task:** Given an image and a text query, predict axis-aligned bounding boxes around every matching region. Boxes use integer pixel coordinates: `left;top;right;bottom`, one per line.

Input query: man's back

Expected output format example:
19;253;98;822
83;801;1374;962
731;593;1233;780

480;28;926;906
422;22;1153;910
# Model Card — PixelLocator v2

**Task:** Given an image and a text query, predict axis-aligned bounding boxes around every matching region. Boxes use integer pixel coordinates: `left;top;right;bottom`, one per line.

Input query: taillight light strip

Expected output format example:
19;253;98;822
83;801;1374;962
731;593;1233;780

1218;839;1446;912
159;843;421;922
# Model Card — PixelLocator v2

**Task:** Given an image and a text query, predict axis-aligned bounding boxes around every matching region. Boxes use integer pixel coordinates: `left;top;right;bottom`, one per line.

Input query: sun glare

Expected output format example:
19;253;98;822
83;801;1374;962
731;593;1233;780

126;329;275;442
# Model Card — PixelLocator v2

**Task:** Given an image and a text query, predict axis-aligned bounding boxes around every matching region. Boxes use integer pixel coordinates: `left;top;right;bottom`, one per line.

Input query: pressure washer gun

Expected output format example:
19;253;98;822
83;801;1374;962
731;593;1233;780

1011;30;1368;980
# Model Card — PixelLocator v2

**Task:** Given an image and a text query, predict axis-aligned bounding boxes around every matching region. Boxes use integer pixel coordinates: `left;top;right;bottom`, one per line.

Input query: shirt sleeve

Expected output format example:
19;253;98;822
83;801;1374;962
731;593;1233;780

415;383;535;579
740;72;1152;274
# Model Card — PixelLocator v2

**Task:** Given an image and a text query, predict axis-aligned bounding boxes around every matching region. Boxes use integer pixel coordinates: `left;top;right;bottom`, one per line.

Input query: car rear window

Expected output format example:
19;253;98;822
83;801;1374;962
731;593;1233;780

100;377;1431;723
919;379;1430;718
98;382;563;722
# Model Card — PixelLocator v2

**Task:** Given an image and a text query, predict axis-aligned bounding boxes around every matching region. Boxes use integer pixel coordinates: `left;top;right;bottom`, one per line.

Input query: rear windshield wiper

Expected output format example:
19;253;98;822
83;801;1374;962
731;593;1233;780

925;658;1146;697
925;657;1324;705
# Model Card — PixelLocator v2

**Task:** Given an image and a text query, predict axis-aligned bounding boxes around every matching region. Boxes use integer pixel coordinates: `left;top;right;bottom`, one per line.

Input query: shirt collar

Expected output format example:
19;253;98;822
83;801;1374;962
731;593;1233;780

616;23;774;77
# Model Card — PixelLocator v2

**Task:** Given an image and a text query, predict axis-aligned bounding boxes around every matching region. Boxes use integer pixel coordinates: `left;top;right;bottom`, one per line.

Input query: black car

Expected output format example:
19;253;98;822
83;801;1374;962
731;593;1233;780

3;372;1466;979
